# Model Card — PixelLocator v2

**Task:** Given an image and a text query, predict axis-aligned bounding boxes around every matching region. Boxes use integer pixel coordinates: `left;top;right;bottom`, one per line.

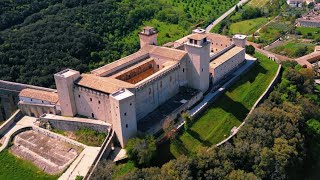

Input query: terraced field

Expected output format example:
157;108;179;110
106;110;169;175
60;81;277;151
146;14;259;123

248;0;270;7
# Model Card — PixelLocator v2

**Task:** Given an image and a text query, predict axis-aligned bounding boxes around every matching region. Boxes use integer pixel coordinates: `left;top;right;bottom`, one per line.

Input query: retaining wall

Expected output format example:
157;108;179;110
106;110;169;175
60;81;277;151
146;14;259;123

39;116;110;133
84;129;115;180
0;110;22;137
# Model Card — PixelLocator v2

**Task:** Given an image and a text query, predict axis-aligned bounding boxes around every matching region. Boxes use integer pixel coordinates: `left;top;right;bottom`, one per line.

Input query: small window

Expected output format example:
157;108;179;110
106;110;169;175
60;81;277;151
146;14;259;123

157;65;160;69
202;68;203;72
126;124;128;128
31;99;33;101
160;81;162;88
90;98;92;102
98;100;101;104
149;88;151;95
42;100;44;103
130;103;132;106
78;95;80;98
124;112;127;116
183;68;185;72
92;113;94;118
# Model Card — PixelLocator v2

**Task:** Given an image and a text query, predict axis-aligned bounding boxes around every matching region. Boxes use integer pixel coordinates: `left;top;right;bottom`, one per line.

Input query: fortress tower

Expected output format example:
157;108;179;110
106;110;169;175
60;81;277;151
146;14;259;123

54;69;80;116
110;89;137;147
232;34;247;48
184;34;211;93
138;26;158;48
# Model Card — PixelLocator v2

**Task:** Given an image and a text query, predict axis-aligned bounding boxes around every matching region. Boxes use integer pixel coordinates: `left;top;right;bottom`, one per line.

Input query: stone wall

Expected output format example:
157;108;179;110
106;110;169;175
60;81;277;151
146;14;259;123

135;61;186;120
84;129;115;180
39;116;110;133
0;110;22;137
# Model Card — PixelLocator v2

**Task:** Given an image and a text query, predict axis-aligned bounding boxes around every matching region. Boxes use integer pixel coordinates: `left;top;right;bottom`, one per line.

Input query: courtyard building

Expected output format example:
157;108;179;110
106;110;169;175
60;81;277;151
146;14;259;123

18;27;247;147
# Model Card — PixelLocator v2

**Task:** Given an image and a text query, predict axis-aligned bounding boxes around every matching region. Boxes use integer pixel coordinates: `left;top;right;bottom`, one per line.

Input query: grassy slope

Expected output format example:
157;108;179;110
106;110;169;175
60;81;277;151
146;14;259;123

230;17;268;35
171;53;278;157
0;150;59;180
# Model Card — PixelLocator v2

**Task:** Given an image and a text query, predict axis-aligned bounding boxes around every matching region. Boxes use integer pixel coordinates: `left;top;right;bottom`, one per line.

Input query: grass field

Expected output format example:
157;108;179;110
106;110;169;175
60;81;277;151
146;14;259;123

296;27;320;40
229;17;268;35
271;41;315;58
0;150;59;180
170;53;278;157
248;0;270;7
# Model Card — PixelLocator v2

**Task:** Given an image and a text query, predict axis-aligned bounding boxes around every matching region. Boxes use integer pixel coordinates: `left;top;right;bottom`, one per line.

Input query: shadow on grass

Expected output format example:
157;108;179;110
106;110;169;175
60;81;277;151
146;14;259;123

151;141;175;167
186;129;212;147
216;94;249;121
228;61;268;92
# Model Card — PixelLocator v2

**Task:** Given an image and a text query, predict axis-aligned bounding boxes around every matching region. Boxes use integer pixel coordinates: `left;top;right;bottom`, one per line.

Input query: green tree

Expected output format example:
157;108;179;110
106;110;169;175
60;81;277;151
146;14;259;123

245;45;255;55
126;135;156;166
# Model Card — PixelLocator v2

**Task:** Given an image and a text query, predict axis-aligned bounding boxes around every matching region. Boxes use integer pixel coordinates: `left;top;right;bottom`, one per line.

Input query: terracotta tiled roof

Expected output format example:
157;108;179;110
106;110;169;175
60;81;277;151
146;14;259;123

75;74;134;94
91;45;186;77
19;88;59;103
210;46;244;69
296;51;320;68
188;33;207;41
149;46;187;61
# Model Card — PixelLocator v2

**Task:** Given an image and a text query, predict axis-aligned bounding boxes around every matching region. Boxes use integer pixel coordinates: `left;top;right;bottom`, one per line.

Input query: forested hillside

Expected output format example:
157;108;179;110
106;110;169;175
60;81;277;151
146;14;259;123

0;0;238;88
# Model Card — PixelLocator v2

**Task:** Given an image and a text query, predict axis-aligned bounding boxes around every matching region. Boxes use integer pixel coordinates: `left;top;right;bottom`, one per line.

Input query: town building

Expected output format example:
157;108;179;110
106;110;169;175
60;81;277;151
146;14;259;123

297;4;320;27
18;27;247;147
287;0;314;7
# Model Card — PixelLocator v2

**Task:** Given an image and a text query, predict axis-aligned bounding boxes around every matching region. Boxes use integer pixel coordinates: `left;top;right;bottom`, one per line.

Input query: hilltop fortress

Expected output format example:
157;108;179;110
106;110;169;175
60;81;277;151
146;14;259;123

17;27;247;147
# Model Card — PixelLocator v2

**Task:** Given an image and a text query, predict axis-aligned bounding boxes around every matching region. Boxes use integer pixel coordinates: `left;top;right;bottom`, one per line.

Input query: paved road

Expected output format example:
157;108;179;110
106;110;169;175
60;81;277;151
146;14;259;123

205;0;250;33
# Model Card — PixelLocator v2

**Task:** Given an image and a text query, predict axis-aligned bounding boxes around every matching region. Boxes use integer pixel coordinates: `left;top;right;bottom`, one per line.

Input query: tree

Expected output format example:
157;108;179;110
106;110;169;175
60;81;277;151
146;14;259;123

235;5;239;12
245;45;255;55
228;170;258;180
90;160;115;180
182;112;192;130
126;135;156;166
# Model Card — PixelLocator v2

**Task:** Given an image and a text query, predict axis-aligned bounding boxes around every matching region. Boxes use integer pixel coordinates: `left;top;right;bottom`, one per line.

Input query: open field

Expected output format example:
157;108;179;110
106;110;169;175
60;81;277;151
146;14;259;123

230;17;268;35
248;0;270;7
270;41;315;58
0;150;59;180
296;27;320;40
170;53;278;157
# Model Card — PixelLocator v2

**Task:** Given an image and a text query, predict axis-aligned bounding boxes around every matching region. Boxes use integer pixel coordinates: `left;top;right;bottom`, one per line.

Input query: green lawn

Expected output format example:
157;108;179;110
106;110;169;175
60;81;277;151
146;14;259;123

230;17;269;35
271;41;315;58
0;150;59;180
296;27;320;40
170;53;278;157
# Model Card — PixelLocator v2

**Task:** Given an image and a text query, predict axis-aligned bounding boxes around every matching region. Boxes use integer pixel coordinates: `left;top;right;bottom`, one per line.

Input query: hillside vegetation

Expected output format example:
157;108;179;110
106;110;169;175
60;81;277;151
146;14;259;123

0;0;238;88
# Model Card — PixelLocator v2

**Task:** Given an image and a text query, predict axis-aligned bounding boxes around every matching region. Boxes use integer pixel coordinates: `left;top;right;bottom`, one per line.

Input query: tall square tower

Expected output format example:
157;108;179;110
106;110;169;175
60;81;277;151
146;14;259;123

184;34;211;92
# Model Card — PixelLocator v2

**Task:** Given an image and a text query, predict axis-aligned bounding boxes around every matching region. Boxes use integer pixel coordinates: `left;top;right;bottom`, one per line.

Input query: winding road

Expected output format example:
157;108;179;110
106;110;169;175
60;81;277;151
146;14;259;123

205;0;250;32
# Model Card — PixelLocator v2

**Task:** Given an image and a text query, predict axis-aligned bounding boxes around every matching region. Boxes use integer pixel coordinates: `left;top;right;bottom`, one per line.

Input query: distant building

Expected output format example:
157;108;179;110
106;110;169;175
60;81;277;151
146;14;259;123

297;6;320;27
287;0;314;7
18;27;247;147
